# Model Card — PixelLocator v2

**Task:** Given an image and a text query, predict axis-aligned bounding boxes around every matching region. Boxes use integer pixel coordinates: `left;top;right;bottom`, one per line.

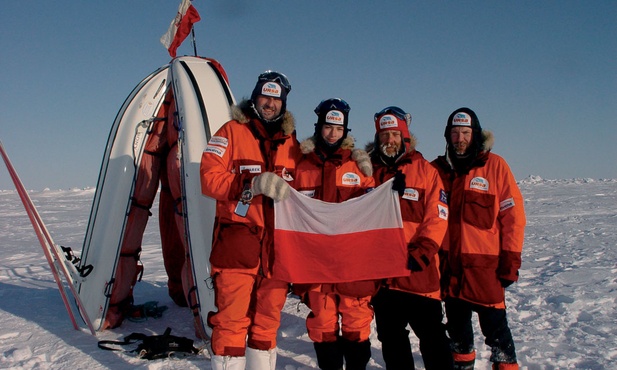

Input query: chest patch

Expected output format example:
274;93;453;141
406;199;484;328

281;167;294;182
402;188;419;201
341;172;361;186
470;177;489;191
299;190;315;198
239;165;262;174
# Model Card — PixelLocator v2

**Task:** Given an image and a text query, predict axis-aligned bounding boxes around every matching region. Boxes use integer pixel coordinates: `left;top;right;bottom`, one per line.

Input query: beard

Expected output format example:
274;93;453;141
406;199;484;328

380;143;401;158
452;142;470;156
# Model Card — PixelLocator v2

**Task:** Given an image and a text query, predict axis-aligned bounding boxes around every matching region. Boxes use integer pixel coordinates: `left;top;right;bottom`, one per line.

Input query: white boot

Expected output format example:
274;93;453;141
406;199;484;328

211;354;247;370
245;347;277;370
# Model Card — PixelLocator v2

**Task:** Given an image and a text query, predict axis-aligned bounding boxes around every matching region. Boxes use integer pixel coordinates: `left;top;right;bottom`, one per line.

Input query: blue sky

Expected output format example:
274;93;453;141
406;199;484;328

1;1;615;190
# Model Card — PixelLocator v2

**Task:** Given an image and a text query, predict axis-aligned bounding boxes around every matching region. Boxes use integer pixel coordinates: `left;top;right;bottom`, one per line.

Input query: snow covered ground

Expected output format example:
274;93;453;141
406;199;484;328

0;176;616;369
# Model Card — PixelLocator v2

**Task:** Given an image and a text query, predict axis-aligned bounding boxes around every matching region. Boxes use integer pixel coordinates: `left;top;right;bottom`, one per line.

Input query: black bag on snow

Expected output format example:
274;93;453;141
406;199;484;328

98;327;199;360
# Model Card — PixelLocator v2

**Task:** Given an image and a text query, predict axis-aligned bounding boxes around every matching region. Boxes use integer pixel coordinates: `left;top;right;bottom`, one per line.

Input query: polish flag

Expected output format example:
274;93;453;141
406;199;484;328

160;0;201;58
273;179;409;283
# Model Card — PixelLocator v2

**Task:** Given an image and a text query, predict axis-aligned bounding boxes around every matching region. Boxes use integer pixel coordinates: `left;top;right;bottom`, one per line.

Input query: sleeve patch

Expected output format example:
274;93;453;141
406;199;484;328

208;135;228;147
204;145;225;158
439;189;448;204
438;204;449;220
499;197;515;212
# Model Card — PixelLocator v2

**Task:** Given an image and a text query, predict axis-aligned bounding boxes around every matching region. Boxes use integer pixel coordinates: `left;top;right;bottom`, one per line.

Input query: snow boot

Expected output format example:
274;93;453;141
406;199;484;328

340;338;371;370
453;349;475;370
492;363;519;370
313;340;344;370
211;355;246;370
246;347;277;370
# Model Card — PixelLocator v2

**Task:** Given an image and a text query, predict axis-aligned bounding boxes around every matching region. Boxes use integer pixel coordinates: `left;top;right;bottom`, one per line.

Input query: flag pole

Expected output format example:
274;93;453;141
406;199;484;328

191;27;198;56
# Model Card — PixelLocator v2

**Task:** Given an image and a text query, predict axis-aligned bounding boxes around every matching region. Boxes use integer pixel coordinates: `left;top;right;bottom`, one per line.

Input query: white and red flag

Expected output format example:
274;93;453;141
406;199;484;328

272;179;409;283
160;0;201;58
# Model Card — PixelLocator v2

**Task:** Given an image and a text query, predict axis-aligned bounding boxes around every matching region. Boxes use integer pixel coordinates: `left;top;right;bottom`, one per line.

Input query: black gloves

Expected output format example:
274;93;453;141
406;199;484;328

408;255;424;272
392;171;406;196
499;278;515;288
407;244;431;272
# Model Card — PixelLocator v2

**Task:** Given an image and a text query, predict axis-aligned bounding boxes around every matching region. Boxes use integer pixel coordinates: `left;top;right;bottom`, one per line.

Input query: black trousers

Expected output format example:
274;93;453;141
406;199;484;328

373;288;453;370
444;297;517;363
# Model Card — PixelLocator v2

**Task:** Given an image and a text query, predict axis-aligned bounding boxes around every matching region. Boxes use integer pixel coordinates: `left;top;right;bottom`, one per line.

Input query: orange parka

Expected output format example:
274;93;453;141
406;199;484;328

371;135;449;300
293;135;377;297
200;100;301;276
432;131;526;308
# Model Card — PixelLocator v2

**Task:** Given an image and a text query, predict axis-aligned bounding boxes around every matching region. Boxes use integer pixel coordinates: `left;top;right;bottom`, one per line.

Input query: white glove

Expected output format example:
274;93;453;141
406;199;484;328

251;172;290;201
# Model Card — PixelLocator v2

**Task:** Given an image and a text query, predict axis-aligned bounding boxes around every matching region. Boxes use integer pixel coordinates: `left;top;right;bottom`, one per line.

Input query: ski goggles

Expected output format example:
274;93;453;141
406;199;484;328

315;98;351;115
374;106;408;122
258;71;291;93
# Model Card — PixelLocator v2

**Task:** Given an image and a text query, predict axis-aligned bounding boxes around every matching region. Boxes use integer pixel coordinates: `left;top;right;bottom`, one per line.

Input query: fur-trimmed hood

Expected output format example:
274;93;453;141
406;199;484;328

299;135;355;155
446;129;494;155
231;99;296;136
300;135;373;177
480;129;494;152
441;129;496;172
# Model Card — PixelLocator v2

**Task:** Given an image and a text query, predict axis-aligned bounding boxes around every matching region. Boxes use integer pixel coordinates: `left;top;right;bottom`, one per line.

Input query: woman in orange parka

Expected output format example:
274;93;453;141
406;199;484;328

200;71;301;369
292;98;375;370
369;106;453;370
432;107;526;370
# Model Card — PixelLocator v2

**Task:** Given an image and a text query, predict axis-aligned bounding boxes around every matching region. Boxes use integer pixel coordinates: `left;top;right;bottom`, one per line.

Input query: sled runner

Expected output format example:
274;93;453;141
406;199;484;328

77;56;234;335
169;56;235;338
77;63;170;330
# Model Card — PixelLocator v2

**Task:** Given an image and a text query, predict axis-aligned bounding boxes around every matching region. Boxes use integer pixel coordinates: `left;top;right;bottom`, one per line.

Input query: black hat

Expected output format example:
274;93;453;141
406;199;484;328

313;98;351;150
444;107;483;150
250;71;291;122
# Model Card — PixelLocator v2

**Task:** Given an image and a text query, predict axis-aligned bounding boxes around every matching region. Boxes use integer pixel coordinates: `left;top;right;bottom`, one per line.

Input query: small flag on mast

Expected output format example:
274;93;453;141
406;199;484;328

160;0;201;58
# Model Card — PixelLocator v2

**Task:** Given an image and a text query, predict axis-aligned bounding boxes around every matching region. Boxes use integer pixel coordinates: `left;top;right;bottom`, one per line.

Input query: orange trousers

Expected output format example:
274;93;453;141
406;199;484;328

306;289;373;343
208;271;288;356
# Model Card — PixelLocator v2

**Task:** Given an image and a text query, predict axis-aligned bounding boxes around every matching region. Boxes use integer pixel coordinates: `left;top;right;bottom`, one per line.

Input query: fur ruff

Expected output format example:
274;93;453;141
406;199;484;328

300;135;373;177
231;99;296;136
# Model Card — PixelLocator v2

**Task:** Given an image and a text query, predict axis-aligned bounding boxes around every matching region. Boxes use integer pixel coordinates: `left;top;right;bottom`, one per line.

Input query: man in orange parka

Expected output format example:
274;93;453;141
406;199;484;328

369;106;453;369
200;71;301;369
293;98;375;370
432;107;525;370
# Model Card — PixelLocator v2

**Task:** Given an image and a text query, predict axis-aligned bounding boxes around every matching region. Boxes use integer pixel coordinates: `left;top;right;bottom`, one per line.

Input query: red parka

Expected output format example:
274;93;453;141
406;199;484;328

293;135;376;297
432;131;526;308
371;135;449;300
200;100;301;276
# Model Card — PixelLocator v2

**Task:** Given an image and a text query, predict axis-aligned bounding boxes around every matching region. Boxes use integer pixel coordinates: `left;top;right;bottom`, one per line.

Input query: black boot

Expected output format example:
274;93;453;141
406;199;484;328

340;338;371;370
313;341;344;370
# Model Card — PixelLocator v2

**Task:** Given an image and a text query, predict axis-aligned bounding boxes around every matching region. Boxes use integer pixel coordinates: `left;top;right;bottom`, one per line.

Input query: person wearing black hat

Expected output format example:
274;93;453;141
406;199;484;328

200;71;301;369
368;106;453;370
432;107;526;370
292;98;375;370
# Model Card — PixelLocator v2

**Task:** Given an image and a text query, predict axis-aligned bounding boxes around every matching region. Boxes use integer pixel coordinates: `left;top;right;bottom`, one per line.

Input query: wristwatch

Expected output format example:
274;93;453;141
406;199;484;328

240;188;253;204
240;187;254;204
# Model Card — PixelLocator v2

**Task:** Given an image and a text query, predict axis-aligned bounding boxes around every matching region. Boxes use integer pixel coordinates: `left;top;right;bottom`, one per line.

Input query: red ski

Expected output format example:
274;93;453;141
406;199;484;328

0;140;96;335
